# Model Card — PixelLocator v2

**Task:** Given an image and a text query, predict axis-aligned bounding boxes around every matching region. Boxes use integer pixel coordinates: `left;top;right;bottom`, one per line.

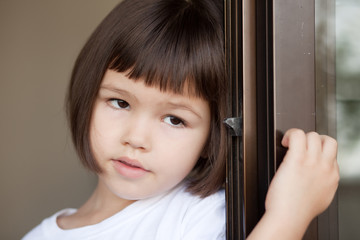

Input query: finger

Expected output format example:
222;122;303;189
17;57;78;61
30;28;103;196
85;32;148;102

306;132;321;156
281;128;306;153
321;135;338;161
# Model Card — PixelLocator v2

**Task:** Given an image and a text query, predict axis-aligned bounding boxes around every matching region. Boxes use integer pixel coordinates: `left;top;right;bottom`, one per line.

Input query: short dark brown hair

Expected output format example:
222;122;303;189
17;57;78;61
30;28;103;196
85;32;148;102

66;0;227;197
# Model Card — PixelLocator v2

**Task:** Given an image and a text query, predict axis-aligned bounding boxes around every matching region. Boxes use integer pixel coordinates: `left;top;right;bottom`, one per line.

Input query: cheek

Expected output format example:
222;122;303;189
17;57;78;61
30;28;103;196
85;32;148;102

89;123;106;162
155;130;209;176
89;108;118;161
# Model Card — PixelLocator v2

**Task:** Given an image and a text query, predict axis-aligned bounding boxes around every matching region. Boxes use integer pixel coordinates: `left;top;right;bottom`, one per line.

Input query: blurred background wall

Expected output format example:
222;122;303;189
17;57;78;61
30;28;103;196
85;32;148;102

0;1;120;239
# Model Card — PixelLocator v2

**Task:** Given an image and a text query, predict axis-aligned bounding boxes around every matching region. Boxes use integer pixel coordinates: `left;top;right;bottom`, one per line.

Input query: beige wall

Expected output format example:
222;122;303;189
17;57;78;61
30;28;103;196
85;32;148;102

0;1;120;239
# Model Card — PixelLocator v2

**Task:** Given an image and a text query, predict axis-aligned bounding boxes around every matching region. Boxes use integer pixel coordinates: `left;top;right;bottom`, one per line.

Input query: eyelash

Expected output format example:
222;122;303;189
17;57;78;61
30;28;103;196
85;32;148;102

108;98;187;128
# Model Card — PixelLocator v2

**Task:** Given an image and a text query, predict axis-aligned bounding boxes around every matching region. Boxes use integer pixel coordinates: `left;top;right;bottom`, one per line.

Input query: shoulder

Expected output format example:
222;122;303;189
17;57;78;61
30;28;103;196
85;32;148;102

156;184;226;240
162;183;225;214
173;184;225;218
22;209;76;240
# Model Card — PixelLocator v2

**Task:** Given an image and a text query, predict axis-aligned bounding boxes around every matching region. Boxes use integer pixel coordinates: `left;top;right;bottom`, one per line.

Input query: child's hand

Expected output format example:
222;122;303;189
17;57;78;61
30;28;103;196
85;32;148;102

265;128;339;230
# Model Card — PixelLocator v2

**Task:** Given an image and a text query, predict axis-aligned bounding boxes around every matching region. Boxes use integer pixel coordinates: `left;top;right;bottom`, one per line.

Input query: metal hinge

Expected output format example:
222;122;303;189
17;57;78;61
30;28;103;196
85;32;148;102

223;117;242;137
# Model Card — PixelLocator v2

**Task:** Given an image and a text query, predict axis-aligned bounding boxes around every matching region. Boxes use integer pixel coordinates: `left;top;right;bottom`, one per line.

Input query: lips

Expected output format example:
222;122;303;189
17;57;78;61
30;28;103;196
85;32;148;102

112;157;150;179
117;158;145;169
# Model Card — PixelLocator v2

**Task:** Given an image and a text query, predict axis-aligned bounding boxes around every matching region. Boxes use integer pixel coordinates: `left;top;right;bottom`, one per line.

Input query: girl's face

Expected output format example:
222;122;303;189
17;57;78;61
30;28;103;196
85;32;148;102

90;70;211;200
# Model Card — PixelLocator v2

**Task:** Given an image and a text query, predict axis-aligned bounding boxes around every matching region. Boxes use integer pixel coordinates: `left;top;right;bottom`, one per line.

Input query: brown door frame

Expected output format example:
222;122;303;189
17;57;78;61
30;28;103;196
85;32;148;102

225;0;337;239
225;0;258;238
256;0;338;239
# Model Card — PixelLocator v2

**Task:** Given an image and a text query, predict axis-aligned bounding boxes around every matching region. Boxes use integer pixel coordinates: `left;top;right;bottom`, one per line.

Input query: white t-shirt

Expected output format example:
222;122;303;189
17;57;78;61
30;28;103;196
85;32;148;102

22;184;225;240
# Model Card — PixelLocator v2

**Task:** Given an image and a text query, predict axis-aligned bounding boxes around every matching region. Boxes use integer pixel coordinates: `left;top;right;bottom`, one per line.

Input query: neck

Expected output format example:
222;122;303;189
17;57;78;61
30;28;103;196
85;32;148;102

77;179;136;222
57;178;136;229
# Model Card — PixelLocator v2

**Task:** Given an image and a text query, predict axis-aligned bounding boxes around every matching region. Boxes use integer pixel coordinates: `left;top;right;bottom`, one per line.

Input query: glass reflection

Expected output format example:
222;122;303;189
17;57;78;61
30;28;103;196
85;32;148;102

336;0;360;239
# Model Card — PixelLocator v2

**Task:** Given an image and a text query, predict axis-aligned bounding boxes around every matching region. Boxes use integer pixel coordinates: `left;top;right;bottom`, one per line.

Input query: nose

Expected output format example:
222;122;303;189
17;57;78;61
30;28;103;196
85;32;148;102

121;115;150;151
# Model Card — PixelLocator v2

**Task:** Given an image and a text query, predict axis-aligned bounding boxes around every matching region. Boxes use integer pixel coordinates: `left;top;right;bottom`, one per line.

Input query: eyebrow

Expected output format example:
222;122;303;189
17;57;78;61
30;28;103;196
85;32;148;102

165;101;203;119
100;85;138;101
100;85;131;95
100;85;202;119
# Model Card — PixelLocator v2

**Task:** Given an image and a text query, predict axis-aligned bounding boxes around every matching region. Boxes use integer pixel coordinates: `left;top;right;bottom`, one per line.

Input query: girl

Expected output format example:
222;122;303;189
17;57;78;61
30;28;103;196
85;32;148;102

23;0;339;239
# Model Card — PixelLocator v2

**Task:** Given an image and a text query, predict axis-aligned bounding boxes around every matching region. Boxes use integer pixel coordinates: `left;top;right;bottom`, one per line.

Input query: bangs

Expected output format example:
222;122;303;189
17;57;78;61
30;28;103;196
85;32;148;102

107;0;224;100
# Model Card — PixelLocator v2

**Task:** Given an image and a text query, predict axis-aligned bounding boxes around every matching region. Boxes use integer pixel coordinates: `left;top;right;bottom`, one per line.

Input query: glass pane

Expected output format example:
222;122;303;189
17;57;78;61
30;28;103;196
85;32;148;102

336;0;360;239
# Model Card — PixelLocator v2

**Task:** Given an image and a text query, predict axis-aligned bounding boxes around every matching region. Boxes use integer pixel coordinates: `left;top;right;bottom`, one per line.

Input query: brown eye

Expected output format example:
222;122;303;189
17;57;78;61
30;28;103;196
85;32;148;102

164;116;185;127
110;99;130;109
